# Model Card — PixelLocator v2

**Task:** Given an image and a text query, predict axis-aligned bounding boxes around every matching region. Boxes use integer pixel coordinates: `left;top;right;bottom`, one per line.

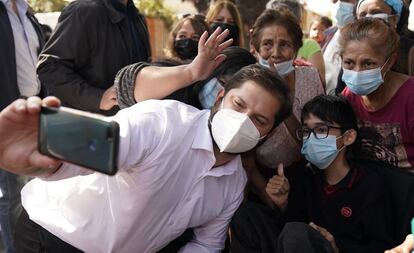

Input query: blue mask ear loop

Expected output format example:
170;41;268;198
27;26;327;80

380;56;392;81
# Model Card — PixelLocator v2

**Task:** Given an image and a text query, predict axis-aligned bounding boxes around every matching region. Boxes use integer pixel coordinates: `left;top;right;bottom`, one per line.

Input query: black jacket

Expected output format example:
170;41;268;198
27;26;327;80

0;2;45;110
285;159;414;253
37;0;151;115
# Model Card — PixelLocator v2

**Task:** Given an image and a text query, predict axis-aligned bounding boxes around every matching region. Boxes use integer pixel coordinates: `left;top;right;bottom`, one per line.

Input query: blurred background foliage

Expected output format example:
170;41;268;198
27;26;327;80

135;0;175;28
29;0;175;29
29;0;67;12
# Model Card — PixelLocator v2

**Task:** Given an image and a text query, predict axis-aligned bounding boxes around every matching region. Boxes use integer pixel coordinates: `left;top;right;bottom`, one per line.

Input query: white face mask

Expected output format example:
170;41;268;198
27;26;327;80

258;57;294;77
335;1;355;28
365;13;390;20
211;102;264;153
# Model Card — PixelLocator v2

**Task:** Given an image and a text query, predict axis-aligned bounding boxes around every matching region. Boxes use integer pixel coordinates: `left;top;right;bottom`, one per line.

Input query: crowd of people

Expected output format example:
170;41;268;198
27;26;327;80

0;0;414;252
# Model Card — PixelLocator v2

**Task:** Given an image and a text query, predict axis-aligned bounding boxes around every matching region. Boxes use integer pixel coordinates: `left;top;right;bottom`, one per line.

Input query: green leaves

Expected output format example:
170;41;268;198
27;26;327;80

29;0;67;12
135;0;174;28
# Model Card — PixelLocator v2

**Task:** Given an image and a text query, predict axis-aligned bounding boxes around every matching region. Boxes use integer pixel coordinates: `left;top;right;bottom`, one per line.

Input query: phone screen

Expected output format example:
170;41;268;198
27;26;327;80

39;107;119;175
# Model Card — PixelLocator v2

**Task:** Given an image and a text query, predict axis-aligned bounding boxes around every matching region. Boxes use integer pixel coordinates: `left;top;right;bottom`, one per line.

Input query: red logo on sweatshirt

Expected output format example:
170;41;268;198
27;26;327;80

341;207;352;218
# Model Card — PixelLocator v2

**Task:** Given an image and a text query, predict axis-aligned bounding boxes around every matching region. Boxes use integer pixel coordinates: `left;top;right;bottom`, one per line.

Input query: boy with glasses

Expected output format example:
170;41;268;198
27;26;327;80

231;95;393;253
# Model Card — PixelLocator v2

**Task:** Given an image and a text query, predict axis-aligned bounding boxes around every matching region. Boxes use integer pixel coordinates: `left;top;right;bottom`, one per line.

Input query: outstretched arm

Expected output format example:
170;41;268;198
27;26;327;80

133;27;233;102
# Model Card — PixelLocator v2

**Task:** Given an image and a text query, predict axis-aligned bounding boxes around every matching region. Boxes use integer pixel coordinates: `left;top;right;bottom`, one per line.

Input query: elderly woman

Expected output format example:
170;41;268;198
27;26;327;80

252;8;325;167
266;0;326;84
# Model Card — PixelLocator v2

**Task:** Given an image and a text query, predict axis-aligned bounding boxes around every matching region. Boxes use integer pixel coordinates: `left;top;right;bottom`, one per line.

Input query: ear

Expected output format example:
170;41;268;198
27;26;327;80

250;40;259;57
388;51;398;70
381;51;398;74
215;88;225;103
342;129;357;146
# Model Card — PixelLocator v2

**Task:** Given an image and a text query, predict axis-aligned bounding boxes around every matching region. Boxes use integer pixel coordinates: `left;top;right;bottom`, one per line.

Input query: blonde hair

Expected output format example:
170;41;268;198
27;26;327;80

206;0;245;47
165;15;210;59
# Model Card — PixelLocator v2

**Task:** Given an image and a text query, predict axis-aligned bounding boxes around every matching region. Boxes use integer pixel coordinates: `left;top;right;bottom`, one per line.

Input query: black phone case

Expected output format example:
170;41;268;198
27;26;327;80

38;107;119;175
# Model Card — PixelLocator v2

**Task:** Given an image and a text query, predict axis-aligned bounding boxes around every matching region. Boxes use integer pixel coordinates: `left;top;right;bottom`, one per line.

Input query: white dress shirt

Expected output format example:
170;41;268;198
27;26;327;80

323;30;342;95
1;0;40;96
22;100;247;253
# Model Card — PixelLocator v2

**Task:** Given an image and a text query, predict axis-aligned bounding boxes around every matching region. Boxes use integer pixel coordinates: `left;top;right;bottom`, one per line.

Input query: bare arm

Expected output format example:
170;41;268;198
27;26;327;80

134;28;233;102
307;51;326;88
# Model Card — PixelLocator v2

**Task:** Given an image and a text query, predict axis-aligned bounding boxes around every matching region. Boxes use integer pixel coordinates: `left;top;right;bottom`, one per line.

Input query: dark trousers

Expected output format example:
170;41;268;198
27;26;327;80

230;201;334;253
14;209;83;253
14;209;192;253
0;170;26;253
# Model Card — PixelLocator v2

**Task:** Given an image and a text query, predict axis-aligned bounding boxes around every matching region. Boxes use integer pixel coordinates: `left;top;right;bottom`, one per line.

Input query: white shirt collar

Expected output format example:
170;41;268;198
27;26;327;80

190;110;241;177
191;110;214;152
1;0;28;16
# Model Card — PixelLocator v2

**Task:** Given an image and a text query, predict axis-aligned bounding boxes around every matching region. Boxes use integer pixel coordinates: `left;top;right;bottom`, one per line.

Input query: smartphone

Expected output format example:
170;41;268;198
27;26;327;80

39;106;119;175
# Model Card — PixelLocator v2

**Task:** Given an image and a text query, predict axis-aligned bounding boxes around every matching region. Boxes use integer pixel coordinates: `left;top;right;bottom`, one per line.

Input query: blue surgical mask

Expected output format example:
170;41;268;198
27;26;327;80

342;67;384;96
275;59;295;77
258;57;294;77
199;78;224;109
301;134;345;170
335;1;355;28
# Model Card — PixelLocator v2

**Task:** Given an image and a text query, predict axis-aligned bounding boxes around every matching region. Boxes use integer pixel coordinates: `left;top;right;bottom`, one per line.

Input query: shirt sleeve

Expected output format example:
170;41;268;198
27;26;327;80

114;104;165;170
114;62;151;109
178;190;244;253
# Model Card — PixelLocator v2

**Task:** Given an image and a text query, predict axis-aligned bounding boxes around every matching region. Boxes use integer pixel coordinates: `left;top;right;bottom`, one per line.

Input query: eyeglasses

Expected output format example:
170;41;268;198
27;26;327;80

295;125;343;140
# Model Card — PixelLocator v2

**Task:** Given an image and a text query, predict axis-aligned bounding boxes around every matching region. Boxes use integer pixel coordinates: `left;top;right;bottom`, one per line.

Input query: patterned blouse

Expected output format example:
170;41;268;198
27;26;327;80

256;66;325;169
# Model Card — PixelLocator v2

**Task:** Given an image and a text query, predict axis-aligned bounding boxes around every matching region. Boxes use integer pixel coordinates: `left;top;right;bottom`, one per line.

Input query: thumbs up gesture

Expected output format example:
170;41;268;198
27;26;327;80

266;164;290;210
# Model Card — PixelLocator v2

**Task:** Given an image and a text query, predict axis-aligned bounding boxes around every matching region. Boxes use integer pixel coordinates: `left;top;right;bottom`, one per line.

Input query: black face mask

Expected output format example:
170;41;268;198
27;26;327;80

174;39;198;60
210;22;239;42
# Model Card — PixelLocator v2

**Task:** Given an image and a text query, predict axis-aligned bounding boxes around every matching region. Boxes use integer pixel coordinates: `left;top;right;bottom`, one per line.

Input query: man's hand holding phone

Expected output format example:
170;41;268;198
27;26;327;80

0;96;119;177
0;97;62;176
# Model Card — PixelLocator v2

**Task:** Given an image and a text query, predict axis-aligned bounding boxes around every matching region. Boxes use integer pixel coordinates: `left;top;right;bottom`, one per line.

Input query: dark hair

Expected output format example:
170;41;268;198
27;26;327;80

397;3;414;38
40;24;53;42
301;95;360;158
251;8;303;52
225;64;292;127
266;0;303;20
209;46;257;85
194;46;256;93
312;16;332;29
301;95;358;133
